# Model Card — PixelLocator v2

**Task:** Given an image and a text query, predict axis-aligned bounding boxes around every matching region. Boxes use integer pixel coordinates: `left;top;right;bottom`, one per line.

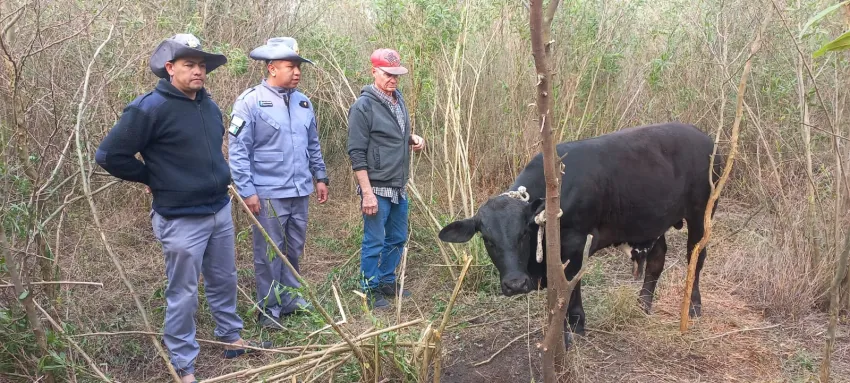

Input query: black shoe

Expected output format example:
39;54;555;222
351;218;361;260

223;340;273;359
257;311;285;330
379;282;411;299
365;290;390;309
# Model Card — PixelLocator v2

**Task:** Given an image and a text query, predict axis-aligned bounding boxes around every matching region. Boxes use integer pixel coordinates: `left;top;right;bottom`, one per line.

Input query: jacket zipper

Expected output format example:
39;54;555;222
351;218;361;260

198;101;218;199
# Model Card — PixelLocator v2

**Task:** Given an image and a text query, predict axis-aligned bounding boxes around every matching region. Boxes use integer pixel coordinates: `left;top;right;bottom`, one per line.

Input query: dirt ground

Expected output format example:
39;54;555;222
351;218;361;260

38;186;850;383
293;194;848;382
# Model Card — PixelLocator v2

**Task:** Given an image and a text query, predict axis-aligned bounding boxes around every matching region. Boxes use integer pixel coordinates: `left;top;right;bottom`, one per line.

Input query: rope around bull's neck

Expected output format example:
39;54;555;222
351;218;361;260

500;186;563;263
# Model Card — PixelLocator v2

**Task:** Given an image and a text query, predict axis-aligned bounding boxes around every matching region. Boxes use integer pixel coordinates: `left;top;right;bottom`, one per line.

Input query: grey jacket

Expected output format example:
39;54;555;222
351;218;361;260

347;85;412;188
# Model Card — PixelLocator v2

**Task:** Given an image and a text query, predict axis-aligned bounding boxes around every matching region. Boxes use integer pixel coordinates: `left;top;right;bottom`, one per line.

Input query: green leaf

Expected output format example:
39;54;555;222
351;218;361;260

813;30;850;58
18;290;28;300
800;1;850;38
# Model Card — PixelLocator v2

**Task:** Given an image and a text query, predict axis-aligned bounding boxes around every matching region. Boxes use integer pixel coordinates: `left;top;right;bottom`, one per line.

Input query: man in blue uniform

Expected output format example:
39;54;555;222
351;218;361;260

96;33;269;383
228;37;329;329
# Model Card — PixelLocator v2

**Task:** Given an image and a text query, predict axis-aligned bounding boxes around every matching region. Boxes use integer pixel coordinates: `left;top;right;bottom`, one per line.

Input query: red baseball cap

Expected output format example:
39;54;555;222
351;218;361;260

370;48;408;75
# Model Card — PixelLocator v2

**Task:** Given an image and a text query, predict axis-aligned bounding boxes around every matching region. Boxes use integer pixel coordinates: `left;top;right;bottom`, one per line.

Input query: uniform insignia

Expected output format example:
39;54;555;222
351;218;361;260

299;100;309;108
229;115;246;137
259;100;273;107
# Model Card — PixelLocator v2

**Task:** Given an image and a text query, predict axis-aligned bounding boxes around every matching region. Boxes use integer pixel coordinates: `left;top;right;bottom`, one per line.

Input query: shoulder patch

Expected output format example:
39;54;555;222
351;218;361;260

299;100;309;108
228;114;246;137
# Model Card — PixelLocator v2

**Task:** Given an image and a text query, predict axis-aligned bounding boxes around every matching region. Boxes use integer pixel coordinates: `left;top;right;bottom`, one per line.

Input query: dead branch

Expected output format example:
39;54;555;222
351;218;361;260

0;280;103;288
680;11;769;334
431;253;474;383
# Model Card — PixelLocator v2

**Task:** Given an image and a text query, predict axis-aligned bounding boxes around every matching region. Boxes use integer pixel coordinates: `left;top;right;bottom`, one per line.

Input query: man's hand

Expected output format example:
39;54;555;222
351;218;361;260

245;194;261;215
411;134;425;152
361;192;378;216
316;182;329;204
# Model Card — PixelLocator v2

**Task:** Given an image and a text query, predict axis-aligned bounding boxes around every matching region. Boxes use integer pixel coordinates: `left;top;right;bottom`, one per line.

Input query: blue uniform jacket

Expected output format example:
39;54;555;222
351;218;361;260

228;79;327;199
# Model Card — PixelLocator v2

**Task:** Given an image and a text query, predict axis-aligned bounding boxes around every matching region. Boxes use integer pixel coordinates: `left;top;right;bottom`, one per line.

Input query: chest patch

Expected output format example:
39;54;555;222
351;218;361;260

258;100;273;107
299;100;309;108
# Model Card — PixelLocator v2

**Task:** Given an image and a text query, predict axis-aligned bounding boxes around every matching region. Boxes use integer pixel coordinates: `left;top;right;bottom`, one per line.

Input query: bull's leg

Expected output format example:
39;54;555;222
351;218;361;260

685;219;707;317
639;235;667;314
560;232;589;346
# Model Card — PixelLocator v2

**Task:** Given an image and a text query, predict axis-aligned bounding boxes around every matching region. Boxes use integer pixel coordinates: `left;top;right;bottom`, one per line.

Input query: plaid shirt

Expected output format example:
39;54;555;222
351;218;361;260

356;85;408;204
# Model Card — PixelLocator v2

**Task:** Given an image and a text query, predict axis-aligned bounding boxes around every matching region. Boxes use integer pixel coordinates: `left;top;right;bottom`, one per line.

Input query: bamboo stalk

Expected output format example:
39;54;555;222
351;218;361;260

680;11;769;333
431;253;474;383
0;281;103;288
229;186;371;376
70;21;179;382
202;320;422;383
33;301;111;382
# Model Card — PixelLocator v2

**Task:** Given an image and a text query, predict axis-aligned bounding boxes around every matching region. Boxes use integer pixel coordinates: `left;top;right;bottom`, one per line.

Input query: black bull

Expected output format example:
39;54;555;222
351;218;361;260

438;122;722;340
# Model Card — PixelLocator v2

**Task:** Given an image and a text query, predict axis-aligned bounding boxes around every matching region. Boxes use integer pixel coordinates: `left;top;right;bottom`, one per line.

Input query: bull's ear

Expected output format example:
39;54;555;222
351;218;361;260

527;198;546;225
438;218;478;243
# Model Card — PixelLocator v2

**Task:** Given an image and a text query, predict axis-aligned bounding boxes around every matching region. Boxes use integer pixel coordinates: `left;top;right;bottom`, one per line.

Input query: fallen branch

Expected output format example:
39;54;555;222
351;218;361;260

692;324;780;343
473;328;543;367
0;281;103;288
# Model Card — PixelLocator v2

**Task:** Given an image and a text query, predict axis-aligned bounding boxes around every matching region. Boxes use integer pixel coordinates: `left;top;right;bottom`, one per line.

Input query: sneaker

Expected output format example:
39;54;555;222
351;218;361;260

223;340;273;359
379;282;411;299
365;289;390;310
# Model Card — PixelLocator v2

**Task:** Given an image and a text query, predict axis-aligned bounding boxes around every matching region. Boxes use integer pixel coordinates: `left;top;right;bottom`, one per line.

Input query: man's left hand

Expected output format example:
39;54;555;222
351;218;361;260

411;134;425;152
316;182;329;204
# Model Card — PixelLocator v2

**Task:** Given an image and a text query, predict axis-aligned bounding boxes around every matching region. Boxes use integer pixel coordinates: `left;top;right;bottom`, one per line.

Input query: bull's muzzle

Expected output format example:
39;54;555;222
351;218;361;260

501;275;532;296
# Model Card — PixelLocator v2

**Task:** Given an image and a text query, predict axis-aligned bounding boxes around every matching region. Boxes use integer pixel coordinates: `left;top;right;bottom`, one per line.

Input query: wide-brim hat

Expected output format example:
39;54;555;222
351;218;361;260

249;37;314;64
149;33;228;79
370;48;408;75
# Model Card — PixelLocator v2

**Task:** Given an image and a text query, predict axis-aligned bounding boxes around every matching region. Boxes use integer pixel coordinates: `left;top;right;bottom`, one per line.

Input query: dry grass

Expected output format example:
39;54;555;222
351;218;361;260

3;0;850;380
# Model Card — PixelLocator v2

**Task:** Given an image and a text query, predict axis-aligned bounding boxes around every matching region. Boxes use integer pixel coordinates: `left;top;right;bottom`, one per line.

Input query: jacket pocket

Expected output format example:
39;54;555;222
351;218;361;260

257;110;281;130
373;147;381;170
252;151;287;185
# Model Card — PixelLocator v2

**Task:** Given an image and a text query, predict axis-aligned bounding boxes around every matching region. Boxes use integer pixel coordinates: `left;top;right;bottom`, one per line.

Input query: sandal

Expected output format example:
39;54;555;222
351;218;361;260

223;340;273;359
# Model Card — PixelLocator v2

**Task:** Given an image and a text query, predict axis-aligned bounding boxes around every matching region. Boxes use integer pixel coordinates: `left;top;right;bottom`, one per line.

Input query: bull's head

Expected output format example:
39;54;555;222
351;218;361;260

438;196;545;296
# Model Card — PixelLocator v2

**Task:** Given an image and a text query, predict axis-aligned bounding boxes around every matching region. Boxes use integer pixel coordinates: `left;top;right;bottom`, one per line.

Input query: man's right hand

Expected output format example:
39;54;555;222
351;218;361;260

245;194;261;215
361;193;378;216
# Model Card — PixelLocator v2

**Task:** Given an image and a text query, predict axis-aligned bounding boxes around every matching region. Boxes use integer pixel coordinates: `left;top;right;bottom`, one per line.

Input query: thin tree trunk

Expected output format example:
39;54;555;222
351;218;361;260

529;0;569;381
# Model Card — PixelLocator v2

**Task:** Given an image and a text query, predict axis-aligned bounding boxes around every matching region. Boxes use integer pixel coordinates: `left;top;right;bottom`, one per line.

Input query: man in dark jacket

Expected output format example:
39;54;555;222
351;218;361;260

96;33;268;383
347;48;425;309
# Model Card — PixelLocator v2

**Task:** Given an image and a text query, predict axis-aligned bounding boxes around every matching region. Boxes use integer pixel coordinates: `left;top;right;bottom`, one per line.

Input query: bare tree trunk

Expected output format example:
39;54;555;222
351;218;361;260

2;226;55;383
529;0;569;380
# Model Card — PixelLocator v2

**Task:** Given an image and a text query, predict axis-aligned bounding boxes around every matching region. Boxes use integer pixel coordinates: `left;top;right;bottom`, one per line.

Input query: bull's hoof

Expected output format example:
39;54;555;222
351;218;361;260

638;296;652;314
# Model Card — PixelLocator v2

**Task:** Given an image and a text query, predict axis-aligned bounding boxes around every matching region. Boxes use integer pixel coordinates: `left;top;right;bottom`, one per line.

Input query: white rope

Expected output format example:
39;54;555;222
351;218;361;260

533;208;563;263
500;185;562;263
500;186;529;202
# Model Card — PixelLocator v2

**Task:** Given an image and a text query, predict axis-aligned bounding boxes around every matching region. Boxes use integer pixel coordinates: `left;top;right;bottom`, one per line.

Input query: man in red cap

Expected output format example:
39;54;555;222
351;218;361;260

347;48;425;309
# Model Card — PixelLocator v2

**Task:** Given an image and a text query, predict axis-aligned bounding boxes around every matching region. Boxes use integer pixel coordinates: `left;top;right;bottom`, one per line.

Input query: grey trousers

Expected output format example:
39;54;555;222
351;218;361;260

151;201;243;376
253;197;309;317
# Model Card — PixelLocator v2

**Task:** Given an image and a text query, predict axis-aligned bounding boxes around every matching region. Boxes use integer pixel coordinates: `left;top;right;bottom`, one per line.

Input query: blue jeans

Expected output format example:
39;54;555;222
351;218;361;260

360;195;408;291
